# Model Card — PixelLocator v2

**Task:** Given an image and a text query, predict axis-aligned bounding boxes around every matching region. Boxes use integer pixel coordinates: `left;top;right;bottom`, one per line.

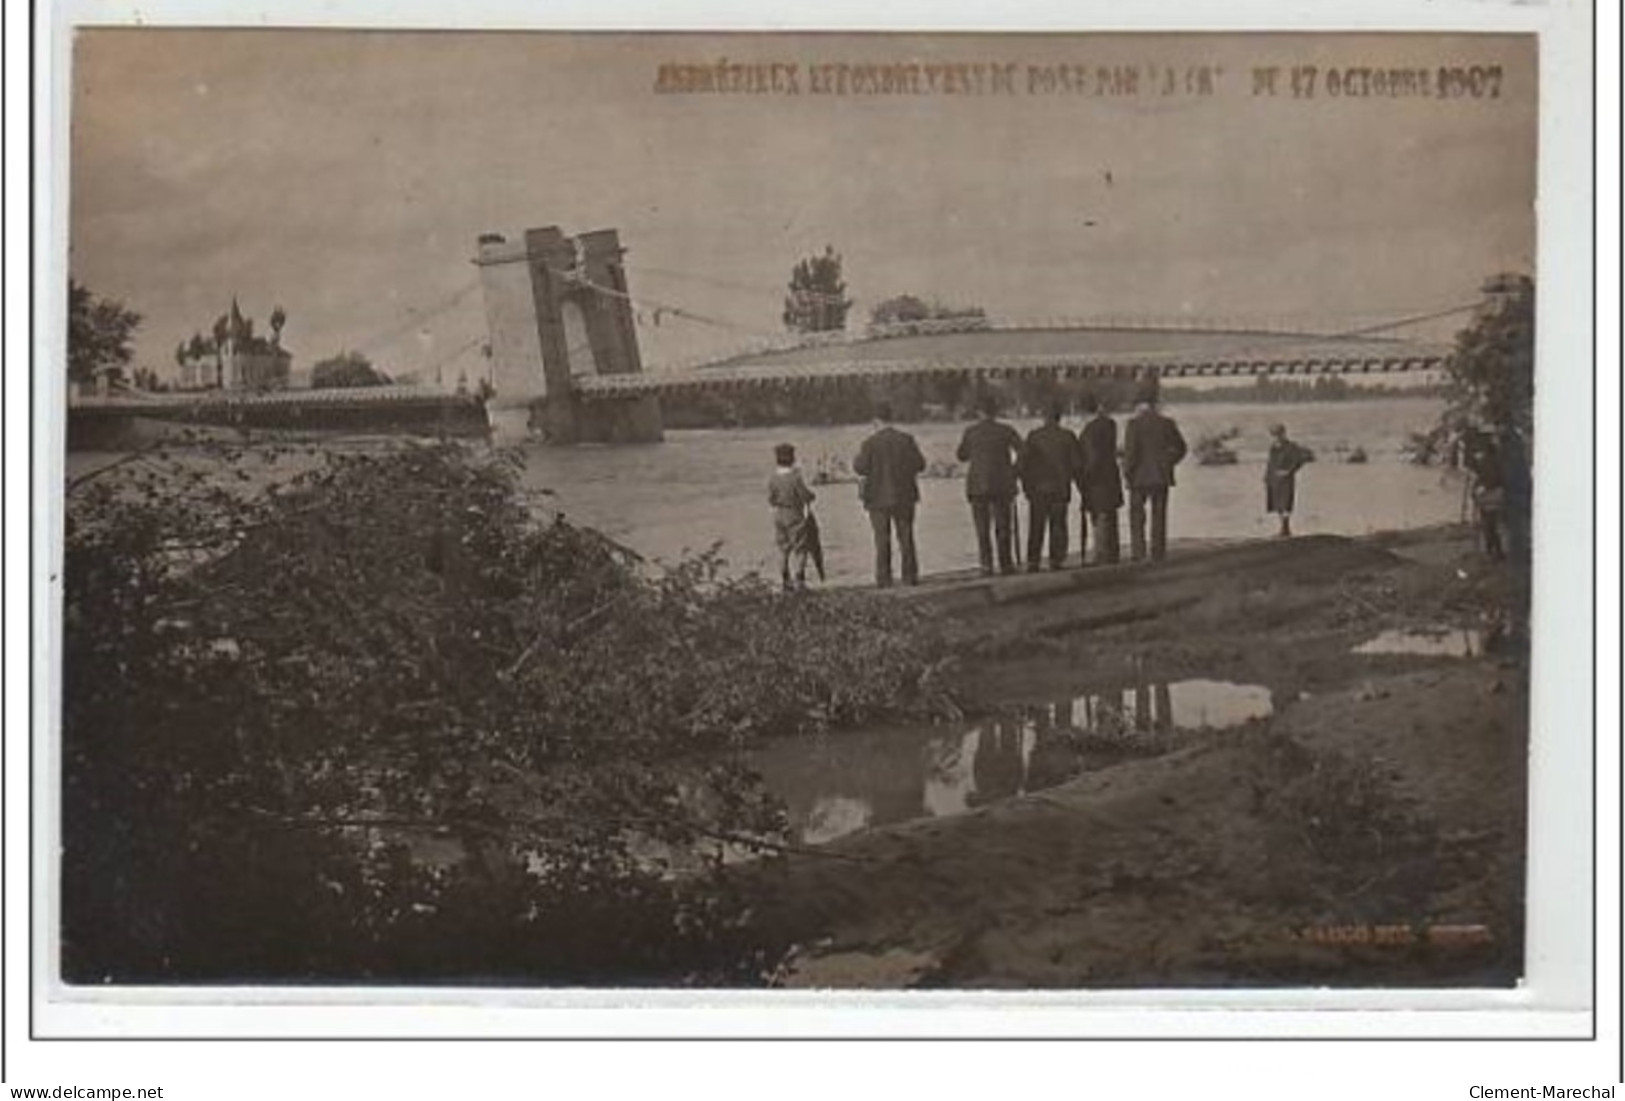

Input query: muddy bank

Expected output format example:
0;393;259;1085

738;525;1528;989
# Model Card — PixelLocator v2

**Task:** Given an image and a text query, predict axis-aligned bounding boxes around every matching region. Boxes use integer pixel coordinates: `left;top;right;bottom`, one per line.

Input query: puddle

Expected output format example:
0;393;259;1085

1059;678;1274;733
746;678;1273;846
384;678;1277;864
1353;627;1485;658
389;677;1277;869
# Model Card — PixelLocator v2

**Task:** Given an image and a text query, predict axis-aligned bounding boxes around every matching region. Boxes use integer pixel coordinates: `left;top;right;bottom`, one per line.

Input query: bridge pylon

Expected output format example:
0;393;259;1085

474;225;663;444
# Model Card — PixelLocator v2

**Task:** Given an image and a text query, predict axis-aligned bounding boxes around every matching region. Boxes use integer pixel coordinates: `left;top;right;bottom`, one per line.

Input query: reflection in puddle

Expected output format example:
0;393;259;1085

1058;678;1274;734
749;678;1273;845
772;719;1056;846
1353;627;1485;658
802;795;874;845
921;727;977;818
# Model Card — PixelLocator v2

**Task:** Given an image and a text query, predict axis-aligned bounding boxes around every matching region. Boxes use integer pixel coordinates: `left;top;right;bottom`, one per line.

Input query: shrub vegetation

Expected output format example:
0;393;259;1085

63;443;948;984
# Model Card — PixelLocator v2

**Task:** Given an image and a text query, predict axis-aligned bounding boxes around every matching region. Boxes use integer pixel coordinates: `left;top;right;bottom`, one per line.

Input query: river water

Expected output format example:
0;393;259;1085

66;398;1459;585
517;398;1461;585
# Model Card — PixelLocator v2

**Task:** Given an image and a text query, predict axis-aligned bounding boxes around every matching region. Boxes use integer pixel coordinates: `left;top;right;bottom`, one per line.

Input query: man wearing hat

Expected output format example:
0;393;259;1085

957;395;1025;576
854;402;927;587
1018;401;1081;570
1076;393;1124;565
1120;395;1188;561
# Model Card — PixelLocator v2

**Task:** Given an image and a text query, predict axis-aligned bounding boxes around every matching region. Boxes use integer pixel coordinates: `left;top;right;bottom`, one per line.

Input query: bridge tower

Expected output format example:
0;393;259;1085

474;225;663;444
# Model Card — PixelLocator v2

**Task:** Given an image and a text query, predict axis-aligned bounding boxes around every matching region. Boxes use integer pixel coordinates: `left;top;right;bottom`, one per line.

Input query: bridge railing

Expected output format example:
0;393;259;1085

68;383;478;412
987;314;1334;336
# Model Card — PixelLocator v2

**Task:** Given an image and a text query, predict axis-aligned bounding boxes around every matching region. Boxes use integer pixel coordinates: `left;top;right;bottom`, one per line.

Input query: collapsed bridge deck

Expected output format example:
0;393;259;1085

575;328;1451;399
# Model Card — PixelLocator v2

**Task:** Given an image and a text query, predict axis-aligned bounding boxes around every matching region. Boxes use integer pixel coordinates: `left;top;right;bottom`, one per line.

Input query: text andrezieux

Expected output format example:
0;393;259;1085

653;61;1175;98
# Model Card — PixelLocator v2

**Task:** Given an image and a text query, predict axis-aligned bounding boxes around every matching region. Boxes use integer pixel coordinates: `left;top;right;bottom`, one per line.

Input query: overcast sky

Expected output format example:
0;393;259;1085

69;30;1536;381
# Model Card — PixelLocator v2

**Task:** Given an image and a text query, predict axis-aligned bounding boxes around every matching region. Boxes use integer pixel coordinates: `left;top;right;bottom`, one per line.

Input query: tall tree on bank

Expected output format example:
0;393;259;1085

782;246;853;334
1446;273;1534;443
67;280;141;388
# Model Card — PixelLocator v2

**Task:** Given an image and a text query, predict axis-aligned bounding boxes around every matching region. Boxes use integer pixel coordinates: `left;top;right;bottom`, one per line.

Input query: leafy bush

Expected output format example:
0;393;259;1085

1401;426;1451;466
310;350;391;388
1246;733;1437;915
62;443;946;984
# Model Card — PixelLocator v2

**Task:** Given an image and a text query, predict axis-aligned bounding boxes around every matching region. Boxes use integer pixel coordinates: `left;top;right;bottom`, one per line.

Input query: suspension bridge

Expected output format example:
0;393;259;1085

67;223;1463;448
572;326;1454;400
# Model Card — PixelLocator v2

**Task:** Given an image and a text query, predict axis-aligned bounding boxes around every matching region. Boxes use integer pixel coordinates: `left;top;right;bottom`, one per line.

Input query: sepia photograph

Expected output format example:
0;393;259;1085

54;26;1547;1000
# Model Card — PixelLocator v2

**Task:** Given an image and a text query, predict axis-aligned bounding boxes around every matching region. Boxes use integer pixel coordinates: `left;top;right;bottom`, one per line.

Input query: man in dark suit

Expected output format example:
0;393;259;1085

956;395;1024;576
1018;402;1080;571
1121;396;1187;562
853;402;926;587
1076;393;1123;565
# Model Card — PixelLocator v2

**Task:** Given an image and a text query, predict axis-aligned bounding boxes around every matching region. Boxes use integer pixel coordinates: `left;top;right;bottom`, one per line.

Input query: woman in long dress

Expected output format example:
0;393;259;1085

1264;423;1314;538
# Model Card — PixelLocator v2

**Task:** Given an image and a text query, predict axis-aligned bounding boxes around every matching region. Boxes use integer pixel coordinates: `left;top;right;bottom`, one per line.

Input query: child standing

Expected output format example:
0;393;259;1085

768;443;817;590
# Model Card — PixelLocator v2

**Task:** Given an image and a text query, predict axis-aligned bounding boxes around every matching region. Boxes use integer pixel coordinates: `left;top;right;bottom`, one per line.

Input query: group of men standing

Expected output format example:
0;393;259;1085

853;395;1189;588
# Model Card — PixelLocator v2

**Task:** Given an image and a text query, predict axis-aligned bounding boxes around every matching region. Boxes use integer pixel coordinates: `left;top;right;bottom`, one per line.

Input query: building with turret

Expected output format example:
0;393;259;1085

174;298;292;391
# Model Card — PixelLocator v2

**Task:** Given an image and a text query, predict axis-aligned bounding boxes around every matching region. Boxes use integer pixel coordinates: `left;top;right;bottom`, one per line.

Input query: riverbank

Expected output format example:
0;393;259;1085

739;523;1527;988
515;398;1458;586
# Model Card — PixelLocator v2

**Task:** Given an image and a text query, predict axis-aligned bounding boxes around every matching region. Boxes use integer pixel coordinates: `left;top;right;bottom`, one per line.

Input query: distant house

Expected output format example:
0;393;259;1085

174;298;293;391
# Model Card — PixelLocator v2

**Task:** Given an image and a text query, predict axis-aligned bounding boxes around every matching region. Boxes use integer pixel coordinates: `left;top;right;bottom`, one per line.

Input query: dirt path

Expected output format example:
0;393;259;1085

742;525;1528;989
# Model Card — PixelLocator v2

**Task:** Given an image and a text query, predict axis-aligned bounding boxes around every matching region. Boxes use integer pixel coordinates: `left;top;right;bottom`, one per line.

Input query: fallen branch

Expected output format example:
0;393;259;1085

65;440;169;493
